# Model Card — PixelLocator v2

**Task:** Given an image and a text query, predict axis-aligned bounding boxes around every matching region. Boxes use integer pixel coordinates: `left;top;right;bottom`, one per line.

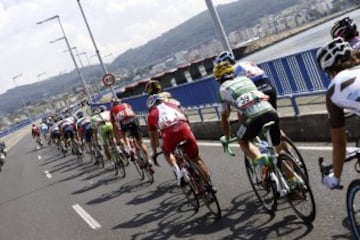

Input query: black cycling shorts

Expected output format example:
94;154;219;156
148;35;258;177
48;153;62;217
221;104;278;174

121;118;142;139
237;110;281;146
254;78;277;109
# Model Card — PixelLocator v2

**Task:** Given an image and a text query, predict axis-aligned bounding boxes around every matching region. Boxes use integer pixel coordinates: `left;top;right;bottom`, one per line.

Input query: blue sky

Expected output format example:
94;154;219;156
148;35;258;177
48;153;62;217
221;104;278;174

0;0;236;94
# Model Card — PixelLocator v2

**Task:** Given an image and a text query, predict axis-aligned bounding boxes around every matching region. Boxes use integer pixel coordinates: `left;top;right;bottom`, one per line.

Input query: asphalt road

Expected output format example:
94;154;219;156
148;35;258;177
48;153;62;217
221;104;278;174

0;134;358;240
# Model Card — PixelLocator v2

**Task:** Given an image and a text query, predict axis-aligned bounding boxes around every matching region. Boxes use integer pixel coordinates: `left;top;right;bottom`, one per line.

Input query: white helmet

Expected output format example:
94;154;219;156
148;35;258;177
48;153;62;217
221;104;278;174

214;51;235;64
316;37;352;71
146;94;162;110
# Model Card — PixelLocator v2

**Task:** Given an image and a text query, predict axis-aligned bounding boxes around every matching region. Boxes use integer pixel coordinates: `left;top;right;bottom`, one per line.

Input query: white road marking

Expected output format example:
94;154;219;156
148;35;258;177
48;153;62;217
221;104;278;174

44;170;52;179
72;204;101;230
143;139;335;151
38;155;42;160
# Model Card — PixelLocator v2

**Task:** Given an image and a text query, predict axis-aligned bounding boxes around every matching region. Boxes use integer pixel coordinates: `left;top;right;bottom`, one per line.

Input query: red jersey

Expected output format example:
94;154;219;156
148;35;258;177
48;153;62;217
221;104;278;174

148;102;187;131
110;103;135;124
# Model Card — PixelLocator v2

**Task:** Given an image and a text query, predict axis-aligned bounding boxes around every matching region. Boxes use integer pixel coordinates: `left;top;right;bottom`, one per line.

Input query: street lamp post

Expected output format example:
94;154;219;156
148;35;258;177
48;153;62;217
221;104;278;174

204;0;233;54
77;0;117;98
37;15;92;102
12;73;29;120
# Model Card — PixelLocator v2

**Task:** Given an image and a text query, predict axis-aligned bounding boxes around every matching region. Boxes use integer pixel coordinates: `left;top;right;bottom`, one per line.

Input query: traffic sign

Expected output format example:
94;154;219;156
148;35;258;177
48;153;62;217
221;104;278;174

102;73;116;86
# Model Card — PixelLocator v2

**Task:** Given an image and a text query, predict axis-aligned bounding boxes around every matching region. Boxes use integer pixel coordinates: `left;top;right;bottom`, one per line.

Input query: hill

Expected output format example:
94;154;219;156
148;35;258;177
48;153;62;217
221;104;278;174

1;0;304;114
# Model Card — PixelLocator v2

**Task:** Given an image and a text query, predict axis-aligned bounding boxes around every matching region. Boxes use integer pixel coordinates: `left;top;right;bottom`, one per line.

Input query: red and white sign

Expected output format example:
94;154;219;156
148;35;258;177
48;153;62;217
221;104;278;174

102;73;116;86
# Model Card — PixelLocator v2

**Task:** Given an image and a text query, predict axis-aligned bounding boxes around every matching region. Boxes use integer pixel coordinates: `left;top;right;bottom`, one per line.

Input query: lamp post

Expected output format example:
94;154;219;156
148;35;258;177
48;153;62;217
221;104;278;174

76;0;117;98
12;73;29;120
37;15;91;102
204;0;233;54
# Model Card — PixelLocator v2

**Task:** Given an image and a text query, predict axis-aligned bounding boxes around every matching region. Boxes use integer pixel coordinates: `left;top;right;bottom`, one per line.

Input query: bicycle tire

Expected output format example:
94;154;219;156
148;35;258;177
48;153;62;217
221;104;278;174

144;165;154;184
281;153;316;224
181;168;200;211
281;135;309;181
190;162;221;218
133;158;145;180
96;149;105;168
245;155;277;213
347;179;360;239
113;149;126;178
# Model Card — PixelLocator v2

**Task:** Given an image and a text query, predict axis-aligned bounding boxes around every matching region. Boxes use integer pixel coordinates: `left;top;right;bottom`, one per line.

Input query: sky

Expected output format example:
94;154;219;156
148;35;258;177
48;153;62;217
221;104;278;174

0;0;236;94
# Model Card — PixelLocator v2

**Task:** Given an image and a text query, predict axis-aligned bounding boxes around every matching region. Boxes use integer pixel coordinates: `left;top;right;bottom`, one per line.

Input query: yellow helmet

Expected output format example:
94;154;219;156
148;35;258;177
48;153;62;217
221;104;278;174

144;80;162;95
213;61;235;80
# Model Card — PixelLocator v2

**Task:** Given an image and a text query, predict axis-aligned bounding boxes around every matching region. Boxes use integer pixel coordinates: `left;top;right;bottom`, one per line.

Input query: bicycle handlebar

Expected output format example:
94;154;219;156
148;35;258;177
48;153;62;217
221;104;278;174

318;156;343;190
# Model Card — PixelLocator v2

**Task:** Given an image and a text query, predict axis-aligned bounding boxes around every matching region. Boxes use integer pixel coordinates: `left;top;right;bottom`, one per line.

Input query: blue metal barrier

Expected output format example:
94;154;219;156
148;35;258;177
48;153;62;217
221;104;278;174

90;48;329;116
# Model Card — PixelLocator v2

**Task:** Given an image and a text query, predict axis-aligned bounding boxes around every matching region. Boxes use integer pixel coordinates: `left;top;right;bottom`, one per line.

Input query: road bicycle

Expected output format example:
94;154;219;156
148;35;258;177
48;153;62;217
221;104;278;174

319;151;360;239
70;138;84;162
90;138;105;168
105;133;126;178
127;135;154;184
165;140;222;219
221;121;316;224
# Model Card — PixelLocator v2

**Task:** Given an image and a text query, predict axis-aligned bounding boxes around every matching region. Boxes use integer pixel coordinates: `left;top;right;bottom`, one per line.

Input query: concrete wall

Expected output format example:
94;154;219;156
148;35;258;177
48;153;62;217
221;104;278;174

140;113;360;142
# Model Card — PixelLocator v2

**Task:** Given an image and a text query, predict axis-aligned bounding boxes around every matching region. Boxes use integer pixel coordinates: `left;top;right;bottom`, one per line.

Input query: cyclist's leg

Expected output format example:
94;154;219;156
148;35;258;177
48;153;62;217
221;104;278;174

161;128;183;182
130;122;150;163
99;124;112;161
236;119;262;161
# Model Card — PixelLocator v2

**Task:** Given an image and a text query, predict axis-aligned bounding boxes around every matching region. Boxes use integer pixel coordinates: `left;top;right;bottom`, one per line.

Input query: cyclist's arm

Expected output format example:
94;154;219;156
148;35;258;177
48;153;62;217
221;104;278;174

220;103;231;141
330;127;346;179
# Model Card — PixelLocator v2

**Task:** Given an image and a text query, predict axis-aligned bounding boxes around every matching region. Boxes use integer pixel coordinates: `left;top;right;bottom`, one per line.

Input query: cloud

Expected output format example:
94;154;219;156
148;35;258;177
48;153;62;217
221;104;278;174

0;0;236;94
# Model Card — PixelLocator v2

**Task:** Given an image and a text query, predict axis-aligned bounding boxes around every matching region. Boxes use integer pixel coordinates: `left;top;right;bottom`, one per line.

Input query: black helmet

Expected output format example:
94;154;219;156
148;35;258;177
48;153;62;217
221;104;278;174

330;17;358;41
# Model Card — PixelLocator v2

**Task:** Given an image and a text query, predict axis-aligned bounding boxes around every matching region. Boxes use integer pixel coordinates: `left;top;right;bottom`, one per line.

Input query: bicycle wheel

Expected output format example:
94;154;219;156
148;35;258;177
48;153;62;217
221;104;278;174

96;149;105;168
280;153;316;224
113;149;126;178
144;164;154;184
136;149;154;183
190;162;221;218
281;135;309;181
347;179;360;239
181;169;200;211
245;155;277;213
133;158;145;180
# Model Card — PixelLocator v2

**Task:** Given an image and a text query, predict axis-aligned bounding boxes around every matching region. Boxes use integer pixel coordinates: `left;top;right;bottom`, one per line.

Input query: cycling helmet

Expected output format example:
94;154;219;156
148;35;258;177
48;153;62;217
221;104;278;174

330;17;358;41
214;51;235;64
144;80;162;95
213;61;235;80
316;37;352;71
146;94;163;110
76;111;84;118
99;105;108;112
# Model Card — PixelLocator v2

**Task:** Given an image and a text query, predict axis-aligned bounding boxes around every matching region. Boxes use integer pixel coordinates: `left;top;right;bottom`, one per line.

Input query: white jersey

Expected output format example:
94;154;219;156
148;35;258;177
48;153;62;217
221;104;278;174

328;66;360;112
90;110;110;129
49;122;60;133
327;66;360;128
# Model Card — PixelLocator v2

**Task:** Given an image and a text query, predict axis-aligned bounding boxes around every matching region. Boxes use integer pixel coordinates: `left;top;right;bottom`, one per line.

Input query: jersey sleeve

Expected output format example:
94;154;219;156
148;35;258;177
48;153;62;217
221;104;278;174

326;86;345;128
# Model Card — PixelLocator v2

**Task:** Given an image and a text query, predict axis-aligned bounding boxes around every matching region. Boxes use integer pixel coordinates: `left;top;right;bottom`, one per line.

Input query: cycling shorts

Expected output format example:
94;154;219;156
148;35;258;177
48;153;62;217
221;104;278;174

82;123;93;143
161;121;199;159
254;78;277;109
63;125;75;140
237;110;281;146
99;122;113;145
120;118;142;140
51;130;61;140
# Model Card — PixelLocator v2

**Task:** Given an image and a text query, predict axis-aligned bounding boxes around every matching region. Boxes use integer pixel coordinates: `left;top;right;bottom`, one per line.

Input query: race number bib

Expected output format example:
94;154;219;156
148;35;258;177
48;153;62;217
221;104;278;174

235;91;265;109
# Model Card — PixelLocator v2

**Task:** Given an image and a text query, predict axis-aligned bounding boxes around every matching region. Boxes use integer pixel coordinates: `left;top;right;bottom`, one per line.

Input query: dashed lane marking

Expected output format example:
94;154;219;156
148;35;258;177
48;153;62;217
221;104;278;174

72;204;101;230
44;170;52;179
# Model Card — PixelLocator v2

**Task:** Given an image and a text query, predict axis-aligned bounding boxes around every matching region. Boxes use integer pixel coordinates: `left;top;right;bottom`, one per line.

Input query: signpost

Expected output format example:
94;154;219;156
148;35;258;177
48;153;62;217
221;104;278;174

101;73;117;98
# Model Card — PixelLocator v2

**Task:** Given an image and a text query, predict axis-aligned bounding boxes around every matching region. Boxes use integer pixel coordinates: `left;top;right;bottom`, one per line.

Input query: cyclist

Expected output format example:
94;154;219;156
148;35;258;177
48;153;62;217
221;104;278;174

147;94;211;187
39;121;49;141
330;17;360;50
110;98;152;167
58;113;78;153
75;111;94;159
214;62;283;184
316;37;360;189
90;105;113;163
214;50;278;109
31;124;42;146
49;118;61;147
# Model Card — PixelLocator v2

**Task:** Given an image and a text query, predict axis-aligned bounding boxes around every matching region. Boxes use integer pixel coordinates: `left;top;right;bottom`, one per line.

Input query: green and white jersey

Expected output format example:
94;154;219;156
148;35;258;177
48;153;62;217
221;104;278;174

218;76;274;119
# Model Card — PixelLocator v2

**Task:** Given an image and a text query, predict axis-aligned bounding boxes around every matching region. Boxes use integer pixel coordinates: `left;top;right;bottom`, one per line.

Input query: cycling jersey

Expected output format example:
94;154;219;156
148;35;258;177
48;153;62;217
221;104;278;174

218;76;274;121
76;116;92;142
90;110;113;145
233;61;268;82
31;126;40;137
110;103;135;125
326;66;360;128
39;123;48;134
148;102;198;158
